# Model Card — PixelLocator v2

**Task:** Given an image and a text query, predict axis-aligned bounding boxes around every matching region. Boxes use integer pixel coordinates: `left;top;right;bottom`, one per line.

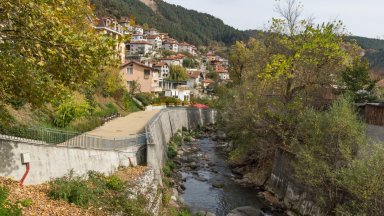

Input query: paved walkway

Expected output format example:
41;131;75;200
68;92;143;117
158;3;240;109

86;110;160;138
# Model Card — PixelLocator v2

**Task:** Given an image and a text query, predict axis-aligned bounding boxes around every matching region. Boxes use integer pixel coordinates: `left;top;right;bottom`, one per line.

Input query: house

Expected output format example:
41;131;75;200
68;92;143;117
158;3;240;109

145;28;159;36
129;41;153;56
163;39;179;52
94;17;125;63
187;71;204;88
178;42;197;56
160;56;182;66
206;53;217;62
134;25;144;35
159;33;169;40
202;79;215;88
118;17;132;34
120;61;161;93
153;62;169;79
131;34;145;42
216;66;230;80
163;81;191;101
146;35;162;50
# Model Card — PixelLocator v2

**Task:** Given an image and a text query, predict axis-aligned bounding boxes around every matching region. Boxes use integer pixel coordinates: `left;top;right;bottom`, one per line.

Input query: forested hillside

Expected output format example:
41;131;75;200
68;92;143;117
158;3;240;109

91;0;248;45
91;0;384;74
347;36;384;74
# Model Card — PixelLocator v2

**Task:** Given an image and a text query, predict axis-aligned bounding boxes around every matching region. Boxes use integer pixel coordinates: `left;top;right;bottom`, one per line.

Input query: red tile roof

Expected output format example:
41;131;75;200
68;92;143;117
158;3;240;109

188;71;201;79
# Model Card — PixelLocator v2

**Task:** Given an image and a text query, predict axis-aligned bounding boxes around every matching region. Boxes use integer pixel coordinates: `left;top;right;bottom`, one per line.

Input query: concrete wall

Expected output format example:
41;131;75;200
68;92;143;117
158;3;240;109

267;148;324;216
145;108;217;179
0;138;144;185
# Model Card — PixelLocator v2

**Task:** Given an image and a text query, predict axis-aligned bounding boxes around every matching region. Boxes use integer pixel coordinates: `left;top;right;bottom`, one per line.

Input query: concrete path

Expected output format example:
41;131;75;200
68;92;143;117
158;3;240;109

86;110;160;138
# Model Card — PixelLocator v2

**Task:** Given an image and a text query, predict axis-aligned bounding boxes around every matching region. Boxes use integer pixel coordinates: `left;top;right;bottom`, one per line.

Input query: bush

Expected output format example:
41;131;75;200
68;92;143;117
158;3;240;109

48;171;95;207
67;116;102;133
53;98;93;128
106;175;123;191
163;165;172;177
167;144;177;159
0;187;22;216
135;93;155;106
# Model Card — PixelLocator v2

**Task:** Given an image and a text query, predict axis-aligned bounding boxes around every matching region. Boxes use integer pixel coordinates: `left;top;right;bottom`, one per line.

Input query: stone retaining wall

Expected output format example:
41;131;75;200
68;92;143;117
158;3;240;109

145;108;217;180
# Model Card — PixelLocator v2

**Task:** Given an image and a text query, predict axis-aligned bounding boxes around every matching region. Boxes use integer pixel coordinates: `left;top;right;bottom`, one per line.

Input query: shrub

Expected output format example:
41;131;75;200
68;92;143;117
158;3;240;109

53;98;92;128
106;175;123;191
167;143;177;159
135;93;155;106
48;172;95;207
163;165;172;177
0;187;22;216
20;198;33;208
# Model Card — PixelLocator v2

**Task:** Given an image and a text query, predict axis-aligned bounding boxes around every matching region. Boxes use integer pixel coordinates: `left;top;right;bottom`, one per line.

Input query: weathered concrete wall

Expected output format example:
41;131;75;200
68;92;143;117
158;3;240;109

145;108;217;179
267;148;324;216
0;139;143;185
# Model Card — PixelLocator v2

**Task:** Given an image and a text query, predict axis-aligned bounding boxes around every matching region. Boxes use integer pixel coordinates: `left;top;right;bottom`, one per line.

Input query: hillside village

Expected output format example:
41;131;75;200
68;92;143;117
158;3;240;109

92;16;230;105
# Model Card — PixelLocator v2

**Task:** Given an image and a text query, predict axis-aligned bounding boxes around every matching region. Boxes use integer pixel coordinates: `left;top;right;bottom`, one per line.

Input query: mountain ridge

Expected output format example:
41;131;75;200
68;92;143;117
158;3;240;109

91;0;384;74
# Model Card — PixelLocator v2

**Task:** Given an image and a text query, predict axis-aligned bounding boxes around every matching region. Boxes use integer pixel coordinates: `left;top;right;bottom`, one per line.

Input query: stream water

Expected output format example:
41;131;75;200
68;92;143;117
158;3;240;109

178;137;277;216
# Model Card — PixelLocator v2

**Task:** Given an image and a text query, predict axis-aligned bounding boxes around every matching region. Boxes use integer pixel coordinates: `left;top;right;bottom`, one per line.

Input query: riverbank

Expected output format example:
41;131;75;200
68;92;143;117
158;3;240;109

163;127;287;216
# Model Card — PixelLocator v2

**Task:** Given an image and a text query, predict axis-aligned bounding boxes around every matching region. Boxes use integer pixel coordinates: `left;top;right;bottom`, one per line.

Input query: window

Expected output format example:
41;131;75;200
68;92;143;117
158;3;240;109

127;81;133;87
144;69;150;79
127;66;133;75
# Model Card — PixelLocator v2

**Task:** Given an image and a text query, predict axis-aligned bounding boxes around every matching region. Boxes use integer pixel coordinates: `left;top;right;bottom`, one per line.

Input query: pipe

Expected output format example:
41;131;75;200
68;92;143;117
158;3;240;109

19;162;30;187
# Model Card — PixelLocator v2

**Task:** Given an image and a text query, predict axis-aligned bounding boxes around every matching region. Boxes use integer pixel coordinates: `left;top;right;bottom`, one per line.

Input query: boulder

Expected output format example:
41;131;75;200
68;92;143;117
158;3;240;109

226;206;263;216
198;210;216;216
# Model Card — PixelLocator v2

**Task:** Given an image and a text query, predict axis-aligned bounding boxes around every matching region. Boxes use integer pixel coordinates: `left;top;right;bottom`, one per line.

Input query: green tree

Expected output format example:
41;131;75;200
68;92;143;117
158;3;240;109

168;65;188;81
292;98;367;213
336;144;384;215
0;0;116;108
220;1;361;185
182;58;199;68
341;58;376;102
206;71;220;82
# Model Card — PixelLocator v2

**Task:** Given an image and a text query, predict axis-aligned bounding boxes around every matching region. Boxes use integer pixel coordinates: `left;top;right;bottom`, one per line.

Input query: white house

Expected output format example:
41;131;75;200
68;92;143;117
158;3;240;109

216;66;230;80
94;17;125;63
163;39;179;52
129;41;153;56
178;42;197;56
118;17;132;35
153;62;169;79
165;84;191;102
187;71;204;88
134;25;144;35
131;34;145;42
145;28;159;36
146;35;162;50
160;56;182;66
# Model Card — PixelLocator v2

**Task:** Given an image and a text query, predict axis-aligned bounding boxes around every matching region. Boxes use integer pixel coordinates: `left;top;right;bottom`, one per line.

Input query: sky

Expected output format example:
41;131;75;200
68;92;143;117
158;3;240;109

163;0;384;38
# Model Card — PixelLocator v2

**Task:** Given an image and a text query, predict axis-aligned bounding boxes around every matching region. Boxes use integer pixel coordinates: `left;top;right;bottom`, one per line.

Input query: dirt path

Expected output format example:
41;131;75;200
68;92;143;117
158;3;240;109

86;110;159;138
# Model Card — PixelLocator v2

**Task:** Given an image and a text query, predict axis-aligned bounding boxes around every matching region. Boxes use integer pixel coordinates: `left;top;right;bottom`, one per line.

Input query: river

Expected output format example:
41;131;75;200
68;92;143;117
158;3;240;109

176;136;283;216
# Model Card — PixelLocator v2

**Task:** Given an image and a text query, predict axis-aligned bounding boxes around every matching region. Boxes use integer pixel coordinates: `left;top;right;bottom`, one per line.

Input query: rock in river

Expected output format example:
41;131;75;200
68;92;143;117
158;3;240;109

226;206;263;216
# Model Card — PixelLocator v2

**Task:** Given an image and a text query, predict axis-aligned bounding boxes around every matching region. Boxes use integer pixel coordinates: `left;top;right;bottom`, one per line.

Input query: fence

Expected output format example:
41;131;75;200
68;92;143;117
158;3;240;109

0;126;146;150
59;133;147;150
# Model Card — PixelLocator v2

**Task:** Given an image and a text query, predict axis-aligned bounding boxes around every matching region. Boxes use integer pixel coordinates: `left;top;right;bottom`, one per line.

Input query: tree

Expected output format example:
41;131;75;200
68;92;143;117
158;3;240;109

341;58;376;102
0;0;116;108
168;65;188;81
206;72;220;82
220;0;361;185
182;58;199;68
292;98;367;213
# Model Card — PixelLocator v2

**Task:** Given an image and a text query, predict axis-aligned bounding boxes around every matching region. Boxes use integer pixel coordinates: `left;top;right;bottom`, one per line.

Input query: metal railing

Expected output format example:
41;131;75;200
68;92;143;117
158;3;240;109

0;126;146;150
0;127;80;144
58;133;147;150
